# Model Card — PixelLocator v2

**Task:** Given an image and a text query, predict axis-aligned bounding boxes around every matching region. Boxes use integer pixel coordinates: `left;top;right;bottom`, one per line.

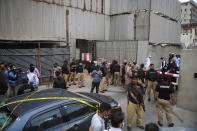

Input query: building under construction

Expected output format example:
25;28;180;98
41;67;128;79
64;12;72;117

0;0;181;76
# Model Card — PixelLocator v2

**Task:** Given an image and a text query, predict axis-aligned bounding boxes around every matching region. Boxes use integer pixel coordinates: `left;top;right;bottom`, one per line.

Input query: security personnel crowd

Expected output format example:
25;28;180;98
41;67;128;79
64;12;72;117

126;63;176;130
1;57;177;131
51;58;176;130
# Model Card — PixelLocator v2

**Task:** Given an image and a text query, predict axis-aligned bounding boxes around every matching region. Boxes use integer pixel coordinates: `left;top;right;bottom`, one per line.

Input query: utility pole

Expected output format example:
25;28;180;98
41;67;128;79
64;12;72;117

134;0;138;63
66;9;69;46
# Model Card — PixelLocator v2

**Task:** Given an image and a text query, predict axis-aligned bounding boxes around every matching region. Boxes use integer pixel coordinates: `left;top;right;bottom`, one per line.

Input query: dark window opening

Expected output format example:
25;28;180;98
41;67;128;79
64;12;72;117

76;39;96;61
61;102;96;122
24;108;63;131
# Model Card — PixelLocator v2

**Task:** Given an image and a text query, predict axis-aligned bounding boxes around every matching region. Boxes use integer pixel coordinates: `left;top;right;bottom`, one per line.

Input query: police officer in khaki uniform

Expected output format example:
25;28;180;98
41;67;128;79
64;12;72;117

155;74;175;127
146;64;158;101
113;61;121;86
69;59;77;85
76;62;84;88
127;75;145;130
100;62;107;93
62;60;69;87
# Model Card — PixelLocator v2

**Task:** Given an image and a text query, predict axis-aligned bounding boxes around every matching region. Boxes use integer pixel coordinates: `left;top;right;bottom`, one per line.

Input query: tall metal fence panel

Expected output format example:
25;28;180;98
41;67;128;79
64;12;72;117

0;48;70;77
96;41;137;64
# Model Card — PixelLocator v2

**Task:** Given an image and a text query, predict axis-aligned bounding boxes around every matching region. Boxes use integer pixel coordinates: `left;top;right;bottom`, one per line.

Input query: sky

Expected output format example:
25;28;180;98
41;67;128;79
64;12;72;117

179;0;197;3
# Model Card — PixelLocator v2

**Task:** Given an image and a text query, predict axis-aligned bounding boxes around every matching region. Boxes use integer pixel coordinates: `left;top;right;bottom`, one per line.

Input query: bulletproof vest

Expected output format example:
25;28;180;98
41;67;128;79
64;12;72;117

70;62;76;72
114;64;120;72
128;85;143;104
147;69;157;81
157;82;172;100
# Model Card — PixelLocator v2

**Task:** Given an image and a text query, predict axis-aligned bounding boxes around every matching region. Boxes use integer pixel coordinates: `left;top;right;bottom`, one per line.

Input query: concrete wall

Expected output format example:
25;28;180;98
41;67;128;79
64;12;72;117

0;0;110;41
109;0;181;44
151;0;181;21
149;13;181;44
137;41;149;65
110;14;134;40
136;12;150;41
177;49;197;112
0;0;67;41
110;0;150;15
69;8;109;40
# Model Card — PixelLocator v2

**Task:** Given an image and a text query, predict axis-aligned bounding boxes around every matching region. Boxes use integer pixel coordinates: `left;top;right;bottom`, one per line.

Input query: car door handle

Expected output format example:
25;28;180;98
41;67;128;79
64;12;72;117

73;124;79;130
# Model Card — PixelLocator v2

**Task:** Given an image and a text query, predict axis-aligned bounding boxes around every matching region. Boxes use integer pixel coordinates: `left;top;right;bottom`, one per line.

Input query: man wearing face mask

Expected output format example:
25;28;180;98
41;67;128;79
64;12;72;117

90;103;111;131
103;111;125;131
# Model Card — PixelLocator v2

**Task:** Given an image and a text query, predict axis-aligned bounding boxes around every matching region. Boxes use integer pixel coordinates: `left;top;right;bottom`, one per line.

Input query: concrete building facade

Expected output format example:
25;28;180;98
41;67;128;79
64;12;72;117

181;0;197;48
98;0;181;66
0;0;110;76
181;26;197;48
0;0;181;73
181;0;197;25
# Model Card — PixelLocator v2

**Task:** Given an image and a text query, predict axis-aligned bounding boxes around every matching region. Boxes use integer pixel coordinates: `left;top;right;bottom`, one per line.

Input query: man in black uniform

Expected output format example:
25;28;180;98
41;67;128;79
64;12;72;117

53;71;67;89
155;75;175;127
146;64;158;101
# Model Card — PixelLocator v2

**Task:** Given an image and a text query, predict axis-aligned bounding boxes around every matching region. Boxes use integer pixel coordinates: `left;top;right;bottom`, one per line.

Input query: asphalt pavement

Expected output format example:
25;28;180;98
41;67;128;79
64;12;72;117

39;74;197;131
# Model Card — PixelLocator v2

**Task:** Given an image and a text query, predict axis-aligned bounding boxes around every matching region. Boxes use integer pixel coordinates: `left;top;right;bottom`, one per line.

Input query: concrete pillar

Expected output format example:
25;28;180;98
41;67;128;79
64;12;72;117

177;49;197;113
69;39;76;61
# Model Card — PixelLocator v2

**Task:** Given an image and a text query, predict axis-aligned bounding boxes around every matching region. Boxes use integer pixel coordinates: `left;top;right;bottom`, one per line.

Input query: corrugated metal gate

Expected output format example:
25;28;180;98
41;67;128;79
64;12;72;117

0;48;70;77
96;41;137;64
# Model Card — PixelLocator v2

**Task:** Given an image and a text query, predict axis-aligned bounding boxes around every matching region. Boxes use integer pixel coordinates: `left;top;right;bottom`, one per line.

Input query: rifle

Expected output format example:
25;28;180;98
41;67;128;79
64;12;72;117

129;86;146;112
141;102;146;112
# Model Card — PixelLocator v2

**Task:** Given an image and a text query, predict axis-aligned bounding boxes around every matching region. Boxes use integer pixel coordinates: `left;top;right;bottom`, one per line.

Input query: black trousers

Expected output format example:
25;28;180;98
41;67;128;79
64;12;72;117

90;81;100;93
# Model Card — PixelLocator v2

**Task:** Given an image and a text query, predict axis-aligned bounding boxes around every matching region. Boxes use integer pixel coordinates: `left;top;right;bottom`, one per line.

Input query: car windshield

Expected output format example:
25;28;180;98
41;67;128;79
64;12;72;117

0;107;16;130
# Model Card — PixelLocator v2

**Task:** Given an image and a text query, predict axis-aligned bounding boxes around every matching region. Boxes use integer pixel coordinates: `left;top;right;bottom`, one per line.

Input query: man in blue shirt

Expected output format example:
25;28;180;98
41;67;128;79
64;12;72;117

175;55;181;70
8;65;17;96
90;66;102;93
